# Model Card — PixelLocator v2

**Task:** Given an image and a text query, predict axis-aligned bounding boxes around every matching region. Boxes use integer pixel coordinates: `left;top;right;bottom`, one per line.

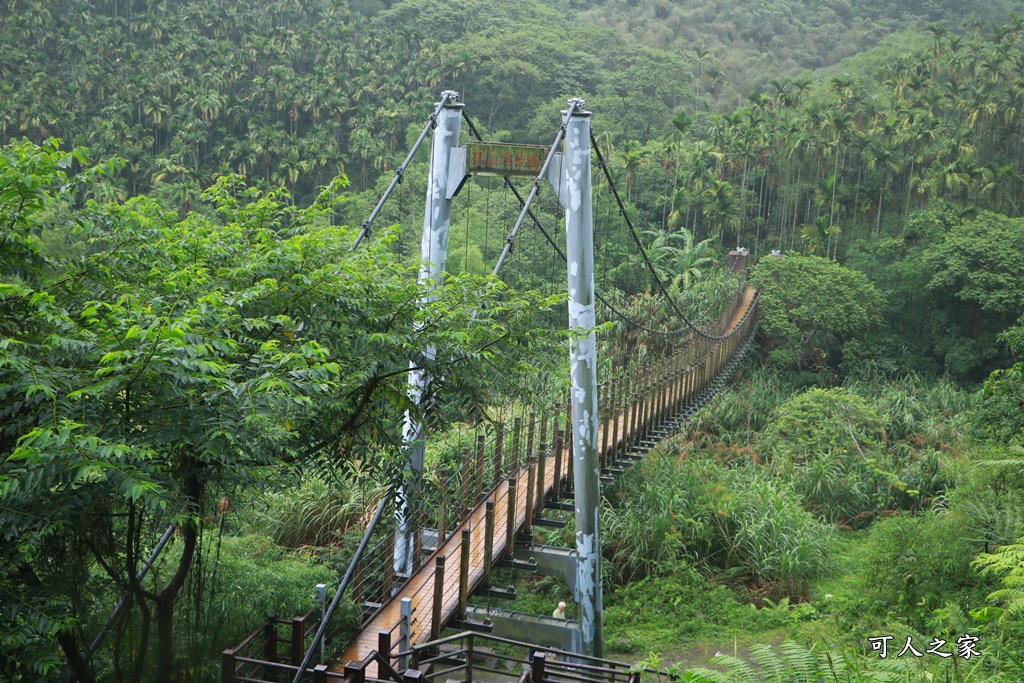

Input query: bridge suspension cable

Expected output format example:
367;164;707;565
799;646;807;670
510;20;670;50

590;130;752;342
351;90;459;251
490;99;585;275
462;106;748;339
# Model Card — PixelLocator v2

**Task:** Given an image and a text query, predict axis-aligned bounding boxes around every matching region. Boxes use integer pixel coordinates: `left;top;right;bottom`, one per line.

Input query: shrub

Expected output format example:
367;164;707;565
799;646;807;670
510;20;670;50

861;511;993;630
722;470;834;601
258;472;386;549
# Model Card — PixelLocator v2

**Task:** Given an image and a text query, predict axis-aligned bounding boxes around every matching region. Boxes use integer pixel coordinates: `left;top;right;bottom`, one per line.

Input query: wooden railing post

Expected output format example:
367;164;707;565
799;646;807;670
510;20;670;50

483;502;495;587
431;556;446;641
638;368;649;441
494;424;504;485
505;476;517;558
438;469;449;544
378;631;392;681
466;632;475;683
221;649;237;683
263;615;278;666
663;356;672;420
610;373;621;462
598;385;606;471
460;447;471;518
512;416;523;470
700;350;708;391
524;456;536;534
537;410;548;465
653;360;663;427
660;357;671;421
552;428;563;501
629;369;640;449
475;433;486;502
534;435;547;519
459;529;471;618
532;651;547;683
313;664;329;683
674;353;684;413
565;397;572;438
290;616;304;667
651;363;660;432
566;428;574;495
525;414;536;472
344;659;366;683
400;598;412;671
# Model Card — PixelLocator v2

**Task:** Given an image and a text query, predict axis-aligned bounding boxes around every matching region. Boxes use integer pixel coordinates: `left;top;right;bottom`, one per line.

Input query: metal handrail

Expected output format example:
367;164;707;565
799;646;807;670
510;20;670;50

288;488;395;683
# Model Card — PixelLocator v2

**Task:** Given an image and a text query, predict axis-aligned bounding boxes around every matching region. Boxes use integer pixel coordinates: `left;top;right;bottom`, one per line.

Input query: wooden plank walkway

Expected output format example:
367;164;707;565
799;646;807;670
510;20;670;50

339;286;758;671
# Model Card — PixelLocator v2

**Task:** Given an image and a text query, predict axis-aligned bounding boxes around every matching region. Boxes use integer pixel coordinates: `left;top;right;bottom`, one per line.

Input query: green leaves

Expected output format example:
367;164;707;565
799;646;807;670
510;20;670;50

1;140;565;677
924;211;1024;315
751;254;885;369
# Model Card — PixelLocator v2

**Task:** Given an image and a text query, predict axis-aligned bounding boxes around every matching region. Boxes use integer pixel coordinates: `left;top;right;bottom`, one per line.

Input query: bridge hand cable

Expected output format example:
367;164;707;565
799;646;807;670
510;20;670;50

590;129;745;342
351;91;457;251
523;190;741;338
465;107;744;338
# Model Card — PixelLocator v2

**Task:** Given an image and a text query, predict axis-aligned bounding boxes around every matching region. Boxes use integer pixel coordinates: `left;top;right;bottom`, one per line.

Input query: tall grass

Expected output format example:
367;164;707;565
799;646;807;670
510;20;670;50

258;470;387;549
725;472;833;600
602;452;832;600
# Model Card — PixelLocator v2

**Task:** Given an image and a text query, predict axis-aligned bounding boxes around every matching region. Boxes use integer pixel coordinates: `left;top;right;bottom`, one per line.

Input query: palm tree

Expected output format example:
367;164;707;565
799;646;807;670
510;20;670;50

703;179;738;244
619;140;650;202
801;216;840;258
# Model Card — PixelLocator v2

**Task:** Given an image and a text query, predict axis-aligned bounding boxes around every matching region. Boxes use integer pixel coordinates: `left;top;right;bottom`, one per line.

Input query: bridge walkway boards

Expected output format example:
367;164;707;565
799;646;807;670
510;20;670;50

339;286;757;673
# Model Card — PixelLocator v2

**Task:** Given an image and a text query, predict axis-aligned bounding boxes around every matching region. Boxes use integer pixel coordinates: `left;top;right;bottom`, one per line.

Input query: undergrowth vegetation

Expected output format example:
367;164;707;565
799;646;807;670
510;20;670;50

597;359;1024;681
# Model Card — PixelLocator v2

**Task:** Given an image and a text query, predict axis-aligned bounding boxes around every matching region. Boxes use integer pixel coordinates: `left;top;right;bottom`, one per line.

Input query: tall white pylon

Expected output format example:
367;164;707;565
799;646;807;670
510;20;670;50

562;99;604;658
395;92;464;577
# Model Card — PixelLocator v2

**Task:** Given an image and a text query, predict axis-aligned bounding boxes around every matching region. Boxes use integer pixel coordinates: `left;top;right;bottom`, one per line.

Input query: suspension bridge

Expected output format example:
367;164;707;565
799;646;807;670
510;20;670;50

218;92;762;683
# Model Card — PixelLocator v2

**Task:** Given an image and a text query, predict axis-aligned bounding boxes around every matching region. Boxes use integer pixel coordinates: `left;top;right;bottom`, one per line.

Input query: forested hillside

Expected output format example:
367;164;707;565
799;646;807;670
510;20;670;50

3;1;1024;682
574;0;1024;103
3;0;1023;207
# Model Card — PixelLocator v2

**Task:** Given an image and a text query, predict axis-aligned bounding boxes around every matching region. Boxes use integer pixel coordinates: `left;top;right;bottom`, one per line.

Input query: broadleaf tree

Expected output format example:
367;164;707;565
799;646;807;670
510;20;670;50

749;253;884;369
0;141;566;682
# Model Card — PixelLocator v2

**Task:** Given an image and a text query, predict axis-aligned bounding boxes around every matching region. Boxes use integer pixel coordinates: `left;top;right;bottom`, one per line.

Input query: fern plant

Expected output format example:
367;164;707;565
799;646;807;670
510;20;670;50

680;640;995;683
683;643;840;683
974;528;1024;620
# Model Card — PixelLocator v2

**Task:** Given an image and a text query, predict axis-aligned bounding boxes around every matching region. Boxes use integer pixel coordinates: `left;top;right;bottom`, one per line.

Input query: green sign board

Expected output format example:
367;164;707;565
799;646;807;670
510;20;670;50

466;142;548;177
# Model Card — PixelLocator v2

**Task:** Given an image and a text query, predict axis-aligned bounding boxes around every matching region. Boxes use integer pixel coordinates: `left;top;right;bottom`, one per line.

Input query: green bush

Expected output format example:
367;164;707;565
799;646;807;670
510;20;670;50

861;511;994;631
602;453;709;583
723;472;834;600
763;384;960;524
257;472;386;549
603;568;792;653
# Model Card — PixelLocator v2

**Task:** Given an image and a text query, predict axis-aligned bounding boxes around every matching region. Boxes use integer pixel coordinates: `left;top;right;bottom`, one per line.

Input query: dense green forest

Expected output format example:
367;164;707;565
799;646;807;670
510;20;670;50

3;0;1024;682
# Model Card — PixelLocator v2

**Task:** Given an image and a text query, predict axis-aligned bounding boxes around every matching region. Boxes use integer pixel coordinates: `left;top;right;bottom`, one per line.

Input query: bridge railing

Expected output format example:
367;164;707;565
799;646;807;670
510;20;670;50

225;287;760;681
388;631;657;683
605;285;759;461
224;490;399;683
224;625;670;683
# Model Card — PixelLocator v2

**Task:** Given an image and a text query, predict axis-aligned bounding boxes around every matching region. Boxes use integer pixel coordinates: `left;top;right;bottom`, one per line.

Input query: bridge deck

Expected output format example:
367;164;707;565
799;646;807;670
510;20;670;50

340;286;757;671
